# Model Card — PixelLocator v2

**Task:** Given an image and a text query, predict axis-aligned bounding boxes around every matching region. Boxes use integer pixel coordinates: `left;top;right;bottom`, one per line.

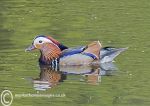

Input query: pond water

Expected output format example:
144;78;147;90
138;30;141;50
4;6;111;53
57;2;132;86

0;0;150;106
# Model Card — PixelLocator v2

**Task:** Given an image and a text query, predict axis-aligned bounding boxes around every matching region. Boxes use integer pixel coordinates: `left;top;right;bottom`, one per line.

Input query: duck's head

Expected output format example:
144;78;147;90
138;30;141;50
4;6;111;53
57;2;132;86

26;35;68;64
26;35;68;51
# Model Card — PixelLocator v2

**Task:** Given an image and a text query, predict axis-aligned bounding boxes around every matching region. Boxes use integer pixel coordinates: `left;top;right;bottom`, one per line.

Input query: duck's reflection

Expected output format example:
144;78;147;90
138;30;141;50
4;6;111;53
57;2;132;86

33;65;66;90
33;62;117;91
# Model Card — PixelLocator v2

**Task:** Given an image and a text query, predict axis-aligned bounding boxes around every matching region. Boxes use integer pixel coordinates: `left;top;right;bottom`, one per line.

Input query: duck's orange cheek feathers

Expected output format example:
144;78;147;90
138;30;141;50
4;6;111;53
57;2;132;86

35;44;42;49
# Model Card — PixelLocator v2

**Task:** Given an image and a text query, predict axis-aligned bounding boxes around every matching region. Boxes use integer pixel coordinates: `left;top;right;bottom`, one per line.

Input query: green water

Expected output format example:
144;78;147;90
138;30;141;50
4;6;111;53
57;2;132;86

0;0;150;106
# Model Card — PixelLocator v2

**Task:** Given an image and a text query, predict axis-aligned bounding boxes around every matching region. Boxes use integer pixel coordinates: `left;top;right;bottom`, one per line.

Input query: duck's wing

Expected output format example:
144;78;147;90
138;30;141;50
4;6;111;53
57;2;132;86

100;47;128;63
59;41;101;65
61;41;102;60
61;46;86;58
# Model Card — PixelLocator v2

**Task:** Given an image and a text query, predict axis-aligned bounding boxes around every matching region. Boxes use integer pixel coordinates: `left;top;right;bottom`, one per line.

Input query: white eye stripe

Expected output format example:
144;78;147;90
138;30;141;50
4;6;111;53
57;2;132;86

33;37;59;48
33;37;52;47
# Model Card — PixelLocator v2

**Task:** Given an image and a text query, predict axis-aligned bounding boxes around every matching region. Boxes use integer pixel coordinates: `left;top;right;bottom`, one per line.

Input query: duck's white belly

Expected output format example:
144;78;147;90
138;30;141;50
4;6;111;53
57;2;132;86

59;54;94;65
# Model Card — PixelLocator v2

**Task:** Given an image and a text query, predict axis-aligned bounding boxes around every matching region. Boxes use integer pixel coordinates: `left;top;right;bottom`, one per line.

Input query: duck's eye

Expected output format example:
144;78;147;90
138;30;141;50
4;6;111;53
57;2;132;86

39;40;43;43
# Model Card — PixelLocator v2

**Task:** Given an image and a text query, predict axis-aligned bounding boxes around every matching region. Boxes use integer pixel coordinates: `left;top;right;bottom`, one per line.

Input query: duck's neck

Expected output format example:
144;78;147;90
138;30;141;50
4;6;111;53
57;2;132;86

39;43;62;64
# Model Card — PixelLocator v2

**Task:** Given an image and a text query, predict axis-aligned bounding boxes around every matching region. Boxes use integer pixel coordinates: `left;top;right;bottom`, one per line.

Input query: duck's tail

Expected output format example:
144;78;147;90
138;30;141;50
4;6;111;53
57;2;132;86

100;47;128;63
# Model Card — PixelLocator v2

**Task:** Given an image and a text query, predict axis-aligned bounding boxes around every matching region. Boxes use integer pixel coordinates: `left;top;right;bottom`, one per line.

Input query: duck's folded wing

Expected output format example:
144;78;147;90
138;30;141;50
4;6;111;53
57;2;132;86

61;41;102;60
60;46;86;58
59;41;102;65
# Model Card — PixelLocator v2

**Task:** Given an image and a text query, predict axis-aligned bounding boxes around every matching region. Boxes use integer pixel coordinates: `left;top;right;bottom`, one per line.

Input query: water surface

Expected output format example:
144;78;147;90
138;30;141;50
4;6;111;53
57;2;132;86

0;0;150;106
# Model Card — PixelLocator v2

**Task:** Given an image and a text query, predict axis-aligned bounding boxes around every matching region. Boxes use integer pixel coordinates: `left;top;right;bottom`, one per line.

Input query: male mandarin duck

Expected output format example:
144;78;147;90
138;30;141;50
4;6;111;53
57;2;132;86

26;35;127;66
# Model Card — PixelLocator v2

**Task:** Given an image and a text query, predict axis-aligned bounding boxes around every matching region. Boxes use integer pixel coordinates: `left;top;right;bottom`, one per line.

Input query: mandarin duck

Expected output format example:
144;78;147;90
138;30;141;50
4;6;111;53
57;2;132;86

26;35;127;66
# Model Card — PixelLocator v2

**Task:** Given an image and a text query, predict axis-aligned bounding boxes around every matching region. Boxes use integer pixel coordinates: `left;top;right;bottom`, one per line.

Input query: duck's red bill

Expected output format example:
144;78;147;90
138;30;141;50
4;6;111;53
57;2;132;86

25;45;36;52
